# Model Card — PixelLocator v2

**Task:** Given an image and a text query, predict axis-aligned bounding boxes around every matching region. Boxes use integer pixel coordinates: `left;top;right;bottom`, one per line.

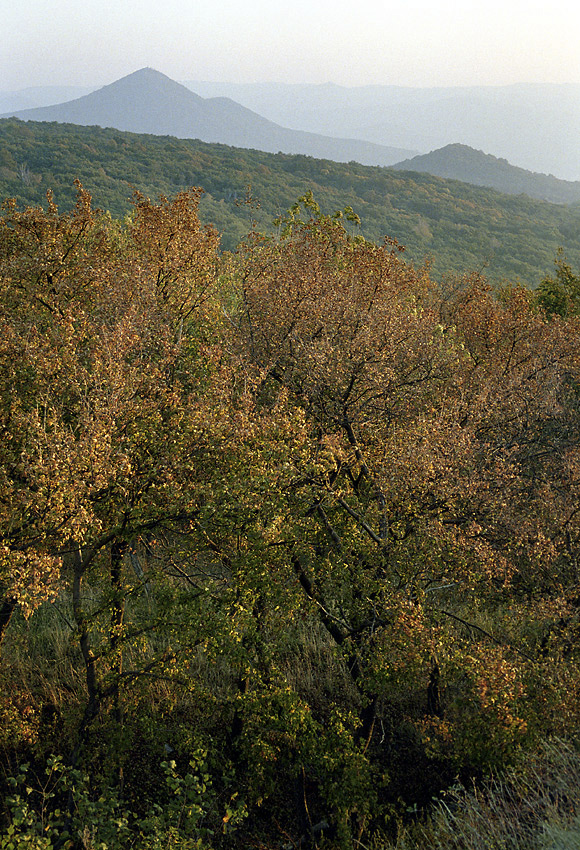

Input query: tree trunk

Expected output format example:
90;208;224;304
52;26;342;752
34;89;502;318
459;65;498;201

71;546;100;767
110;539;127;726
0;595;18;654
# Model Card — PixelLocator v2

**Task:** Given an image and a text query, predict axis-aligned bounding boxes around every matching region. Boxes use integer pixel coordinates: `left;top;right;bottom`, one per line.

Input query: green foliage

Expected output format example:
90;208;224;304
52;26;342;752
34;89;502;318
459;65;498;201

0;753;247;850
536;249;580;317
2;118;580;286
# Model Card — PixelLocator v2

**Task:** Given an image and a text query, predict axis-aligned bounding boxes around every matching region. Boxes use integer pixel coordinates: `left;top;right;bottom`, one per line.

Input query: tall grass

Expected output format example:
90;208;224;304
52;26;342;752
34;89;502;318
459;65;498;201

387;738;580;850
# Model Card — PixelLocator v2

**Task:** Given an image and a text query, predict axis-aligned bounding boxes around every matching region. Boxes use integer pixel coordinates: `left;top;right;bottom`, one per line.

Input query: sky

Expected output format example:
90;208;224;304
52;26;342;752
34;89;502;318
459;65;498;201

2;0;580;91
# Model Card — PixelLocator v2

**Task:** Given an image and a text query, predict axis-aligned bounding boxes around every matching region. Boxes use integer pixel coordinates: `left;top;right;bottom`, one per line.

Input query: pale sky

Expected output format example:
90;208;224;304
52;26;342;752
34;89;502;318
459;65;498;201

2;0;579;91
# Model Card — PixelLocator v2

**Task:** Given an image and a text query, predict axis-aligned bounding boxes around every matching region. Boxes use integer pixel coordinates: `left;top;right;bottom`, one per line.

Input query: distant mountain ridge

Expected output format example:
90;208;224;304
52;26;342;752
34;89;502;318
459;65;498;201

0;85;96;113
185;80;580;181
1;68;415;168
391;144;580;205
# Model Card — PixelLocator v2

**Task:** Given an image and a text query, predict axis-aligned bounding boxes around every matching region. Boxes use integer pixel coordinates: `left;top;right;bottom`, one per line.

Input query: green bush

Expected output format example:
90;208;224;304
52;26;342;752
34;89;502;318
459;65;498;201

0;753;247;850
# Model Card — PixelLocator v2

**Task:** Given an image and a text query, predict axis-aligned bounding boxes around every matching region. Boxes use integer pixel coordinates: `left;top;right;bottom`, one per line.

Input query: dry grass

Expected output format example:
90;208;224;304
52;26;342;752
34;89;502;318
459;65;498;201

385;738;580;850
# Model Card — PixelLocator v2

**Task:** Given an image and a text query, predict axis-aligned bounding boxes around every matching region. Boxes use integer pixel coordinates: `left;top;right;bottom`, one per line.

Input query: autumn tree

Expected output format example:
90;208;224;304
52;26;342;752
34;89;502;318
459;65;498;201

0;185;240;757
3;186;580;848
0;185;109;644
221;195;580;832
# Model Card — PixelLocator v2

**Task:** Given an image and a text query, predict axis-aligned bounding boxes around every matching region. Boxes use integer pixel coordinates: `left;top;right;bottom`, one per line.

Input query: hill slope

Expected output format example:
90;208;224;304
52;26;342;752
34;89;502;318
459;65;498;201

1;118;579;288
391;144;580;205
1;68;415;168
185;80;580;181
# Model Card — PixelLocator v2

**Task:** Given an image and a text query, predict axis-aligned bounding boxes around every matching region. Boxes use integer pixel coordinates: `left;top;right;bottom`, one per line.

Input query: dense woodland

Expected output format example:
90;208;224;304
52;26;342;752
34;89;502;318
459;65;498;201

2;118;580;288
1;181;580;849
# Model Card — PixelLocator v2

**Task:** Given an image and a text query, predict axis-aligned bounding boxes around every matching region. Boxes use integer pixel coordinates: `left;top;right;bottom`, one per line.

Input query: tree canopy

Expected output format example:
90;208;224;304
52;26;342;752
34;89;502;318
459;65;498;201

1;186;580;849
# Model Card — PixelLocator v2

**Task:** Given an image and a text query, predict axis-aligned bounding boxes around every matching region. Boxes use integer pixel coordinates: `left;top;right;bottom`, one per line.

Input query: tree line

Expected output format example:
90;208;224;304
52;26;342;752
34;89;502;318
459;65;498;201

2;117;580;286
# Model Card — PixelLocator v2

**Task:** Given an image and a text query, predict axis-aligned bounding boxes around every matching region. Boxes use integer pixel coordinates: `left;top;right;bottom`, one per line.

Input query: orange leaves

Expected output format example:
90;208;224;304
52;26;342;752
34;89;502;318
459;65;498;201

224;199;580;770
129;188;220;328
0;185;230;621
3;183;580;793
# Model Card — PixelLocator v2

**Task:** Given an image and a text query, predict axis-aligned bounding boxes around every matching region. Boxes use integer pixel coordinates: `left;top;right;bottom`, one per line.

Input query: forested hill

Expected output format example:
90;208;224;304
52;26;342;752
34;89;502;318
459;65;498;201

392;144;580;205
1;117;580;287
2;68;414;168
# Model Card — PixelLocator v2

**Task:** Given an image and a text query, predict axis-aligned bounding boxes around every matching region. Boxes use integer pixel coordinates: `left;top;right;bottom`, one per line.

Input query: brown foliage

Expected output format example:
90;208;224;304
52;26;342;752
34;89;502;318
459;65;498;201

2;187;580;843
231;202;580;771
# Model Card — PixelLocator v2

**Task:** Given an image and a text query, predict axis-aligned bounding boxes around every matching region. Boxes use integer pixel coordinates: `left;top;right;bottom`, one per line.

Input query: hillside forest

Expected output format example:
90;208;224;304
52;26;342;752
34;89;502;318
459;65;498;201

2;182;580;849
2;118;580;289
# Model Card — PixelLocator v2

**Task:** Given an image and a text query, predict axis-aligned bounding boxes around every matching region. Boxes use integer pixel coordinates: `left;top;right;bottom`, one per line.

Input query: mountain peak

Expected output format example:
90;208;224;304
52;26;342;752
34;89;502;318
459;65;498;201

391;144;580;204
0;69;416;168
96;67;203;99
112;67;179;83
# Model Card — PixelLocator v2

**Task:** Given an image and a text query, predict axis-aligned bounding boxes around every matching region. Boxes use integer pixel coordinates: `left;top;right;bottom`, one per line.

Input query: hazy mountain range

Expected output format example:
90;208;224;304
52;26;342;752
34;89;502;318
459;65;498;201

2;69;579;205
2;71;579;182
0;69;415;169
0;85;96;113
184;80;580;182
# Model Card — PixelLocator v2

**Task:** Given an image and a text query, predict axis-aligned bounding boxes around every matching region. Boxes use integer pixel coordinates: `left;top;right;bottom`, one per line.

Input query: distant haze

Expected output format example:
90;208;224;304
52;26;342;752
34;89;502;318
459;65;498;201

3;71;578;181
1;69;416;169
183;81;580;181
2;0;579;90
